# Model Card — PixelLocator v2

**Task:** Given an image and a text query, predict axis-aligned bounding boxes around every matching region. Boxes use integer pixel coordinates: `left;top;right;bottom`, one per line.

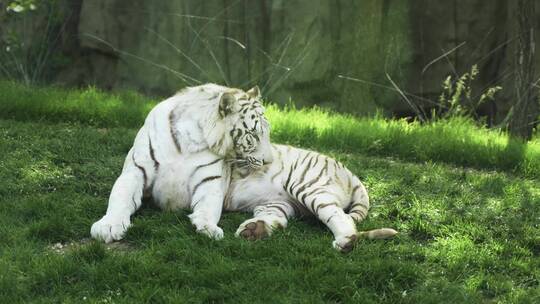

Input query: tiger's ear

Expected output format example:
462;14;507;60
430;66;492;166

218;91;238;118
246;85;261;99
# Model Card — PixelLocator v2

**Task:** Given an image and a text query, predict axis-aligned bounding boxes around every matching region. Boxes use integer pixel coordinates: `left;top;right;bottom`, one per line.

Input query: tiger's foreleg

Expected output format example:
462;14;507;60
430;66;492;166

187;161;228;240
91;149;152;243
235;201;294;240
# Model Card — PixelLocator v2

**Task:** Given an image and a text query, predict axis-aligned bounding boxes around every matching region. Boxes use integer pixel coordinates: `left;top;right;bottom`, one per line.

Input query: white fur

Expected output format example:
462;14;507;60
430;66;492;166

226;144;395;251
155;143;393;251
91;85;393;251
91;84;263;242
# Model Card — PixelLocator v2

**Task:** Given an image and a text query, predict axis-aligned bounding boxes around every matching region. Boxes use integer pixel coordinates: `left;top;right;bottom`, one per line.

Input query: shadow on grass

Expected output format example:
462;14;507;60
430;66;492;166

501;136;528;171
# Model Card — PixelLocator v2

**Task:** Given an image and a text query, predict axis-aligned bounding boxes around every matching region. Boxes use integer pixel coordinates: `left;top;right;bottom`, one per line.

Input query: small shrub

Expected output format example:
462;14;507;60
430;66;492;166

436;65;502;120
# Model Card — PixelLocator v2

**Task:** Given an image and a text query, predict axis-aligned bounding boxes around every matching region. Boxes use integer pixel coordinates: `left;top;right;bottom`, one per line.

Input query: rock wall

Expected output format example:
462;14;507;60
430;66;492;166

72;0;411;114
408;0;540;121
1;0;539;120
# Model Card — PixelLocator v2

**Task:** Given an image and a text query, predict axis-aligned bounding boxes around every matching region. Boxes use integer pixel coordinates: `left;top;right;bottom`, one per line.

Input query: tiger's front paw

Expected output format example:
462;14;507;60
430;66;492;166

196;224;224;240
189;214;224;240
90;215;131;243
235;219;271;241
332;234;358;253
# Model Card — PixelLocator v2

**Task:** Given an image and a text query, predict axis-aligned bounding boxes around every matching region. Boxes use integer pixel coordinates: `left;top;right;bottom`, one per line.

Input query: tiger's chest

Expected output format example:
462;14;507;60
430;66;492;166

151;151;226;211
151;158;193;210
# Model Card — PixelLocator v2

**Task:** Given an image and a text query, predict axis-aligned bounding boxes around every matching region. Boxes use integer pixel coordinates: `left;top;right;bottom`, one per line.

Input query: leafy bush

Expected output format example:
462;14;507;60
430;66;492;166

436;65;502;120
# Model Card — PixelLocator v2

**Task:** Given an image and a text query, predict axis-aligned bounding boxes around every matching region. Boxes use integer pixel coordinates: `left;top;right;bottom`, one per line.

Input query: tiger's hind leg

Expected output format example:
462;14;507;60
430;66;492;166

235;201;294;241
309;194;358;253
347;182;369;223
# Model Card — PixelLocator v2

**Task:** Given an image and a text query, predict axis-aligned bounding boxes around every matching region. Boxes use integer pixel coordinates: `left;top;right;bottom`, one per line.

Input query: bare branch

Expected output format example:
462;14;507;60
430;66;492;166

186;23;228;85
337;74;443;107
386;72;426;121
422;41;466;75
82;33;201;85
215;36;246;50
144;27;210;80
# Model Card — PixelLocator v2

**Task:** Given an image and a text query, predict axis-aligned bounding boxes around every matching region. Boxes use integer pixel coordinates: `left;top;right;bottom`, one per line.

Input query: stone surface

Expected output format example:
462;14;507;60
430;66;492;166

1;0;538;120
73;0;412;114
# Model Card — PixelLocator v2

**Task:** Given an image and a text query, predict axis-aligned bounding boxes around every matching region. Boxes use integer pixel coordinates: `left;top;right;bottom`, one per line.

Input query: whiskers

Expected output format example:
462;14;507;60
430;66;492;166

226;158;249;168
226;158;263;171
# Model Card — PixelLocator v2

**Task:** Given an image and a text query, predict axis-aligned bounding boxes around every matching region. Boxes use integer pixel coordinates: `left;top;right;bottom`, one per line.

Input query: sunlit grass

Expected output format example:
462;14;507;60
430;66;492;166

266;105;539;177
1;80;539;178
0;119;538;303
0;81;157;127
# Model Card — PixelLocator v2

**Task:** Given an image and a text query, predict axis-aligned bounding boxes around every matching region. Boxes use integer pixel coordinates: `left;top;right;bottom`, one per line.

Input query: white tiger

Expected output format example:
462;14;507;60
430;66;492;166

160;143;397;252
227;144;397;252
90;83;273;243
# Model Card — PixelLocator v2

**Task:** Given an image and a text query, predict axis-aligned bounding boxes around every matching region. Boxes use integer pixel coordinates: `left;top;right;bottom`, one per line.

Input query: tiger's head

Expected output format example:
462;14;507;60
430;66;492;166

211;86;273;170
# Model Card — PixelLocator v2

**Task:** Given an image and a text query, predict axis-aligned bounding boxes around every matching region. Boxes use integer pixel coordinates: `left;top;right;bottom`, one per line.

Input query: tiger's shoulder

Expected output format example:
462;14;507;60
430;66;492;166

137;83;266;158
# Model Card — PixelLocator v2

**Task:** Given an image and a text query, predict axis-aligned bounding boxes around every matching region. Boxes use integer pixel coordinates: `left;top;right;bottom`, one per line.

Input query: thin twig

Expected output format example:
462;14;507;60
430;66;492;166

69;0;244;23
35;7;72;84
216;36;246;50
171;13;242;23
469;27;495;58
531;77;540;88
262;31;294;93
440;46;459;78
421;41;466;75
31;5;55;83
144;27;211;80
475;37;516;65
0;61;14;79
386;72;426;121
187;22;229;85
471;69;514;101
238;43;292;88
83;33;201;85
337;74;444;107
255;47;291;71
266;32;314;95
189;0;242;50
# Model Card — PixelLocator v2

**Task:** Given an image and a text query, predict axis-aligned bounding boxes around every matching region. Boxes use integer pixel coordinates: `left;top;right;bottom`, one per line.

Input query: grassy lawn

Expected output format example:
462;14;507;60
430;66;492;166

1;80;540;177
1;118;539;303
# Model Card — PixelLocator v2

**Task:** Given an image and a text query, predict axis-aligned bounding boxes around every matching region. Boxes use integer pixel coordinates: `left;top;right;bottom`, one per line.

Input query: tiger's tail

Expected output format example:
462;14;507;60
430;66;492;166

357;228;398;239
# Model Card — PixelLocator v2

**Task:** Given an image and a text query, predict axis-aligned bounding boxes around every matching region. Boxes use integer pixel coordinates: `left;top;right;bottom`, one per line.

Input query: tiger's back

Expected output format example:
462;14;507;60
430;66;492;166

229;143;396;252
227;144;369;220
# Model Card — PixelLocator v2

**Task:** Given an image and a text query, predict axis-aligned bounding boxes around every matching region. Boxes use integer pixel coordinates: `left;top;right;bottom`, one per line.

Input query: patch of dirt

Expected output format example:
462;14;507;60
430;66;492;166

48;238;134;254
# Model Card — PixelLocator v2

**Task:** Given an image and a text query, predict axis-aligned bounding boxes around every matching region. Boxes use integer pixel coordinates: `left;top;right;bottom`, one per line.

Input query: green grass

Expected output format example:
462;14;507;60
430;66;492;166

0;81;539;302
1;119;539;303
267;108;540;177
1;80;539;178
